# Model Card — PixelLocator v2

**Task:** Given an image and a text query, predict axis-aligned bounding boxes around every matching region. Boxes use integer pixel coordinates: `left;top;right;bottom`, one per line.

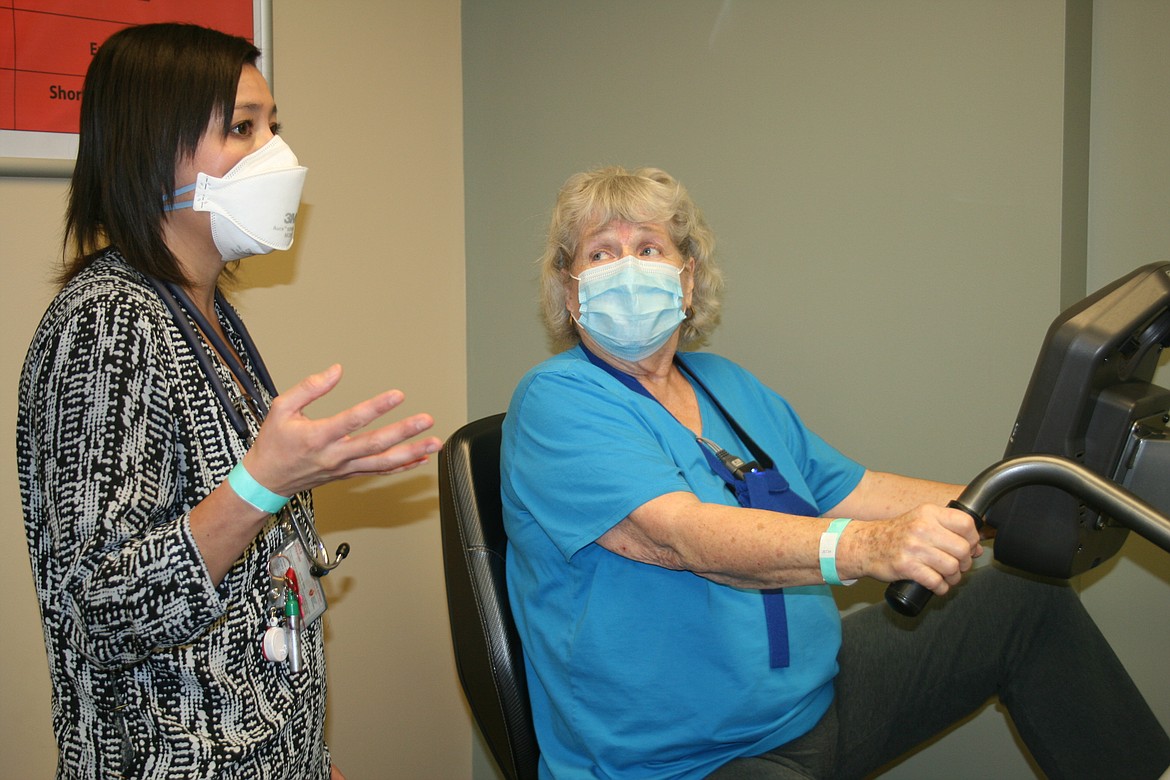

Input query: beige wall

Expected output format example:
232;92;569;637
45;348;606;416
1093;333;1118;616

0;2;469;777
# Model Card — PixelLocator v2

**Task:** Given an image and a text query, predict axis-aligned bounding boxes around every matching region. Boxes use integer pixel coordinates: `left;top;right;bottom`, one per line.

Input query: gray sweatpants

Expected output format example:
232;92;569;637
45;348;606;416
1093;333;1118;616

708;565;1170;779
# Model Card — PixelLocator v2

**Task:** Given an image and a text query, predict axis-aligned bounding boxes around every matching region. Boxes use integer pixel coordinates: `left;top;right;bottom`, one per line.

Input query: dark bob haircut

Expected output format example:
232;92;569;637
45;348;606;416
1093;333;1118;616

61;23;261;286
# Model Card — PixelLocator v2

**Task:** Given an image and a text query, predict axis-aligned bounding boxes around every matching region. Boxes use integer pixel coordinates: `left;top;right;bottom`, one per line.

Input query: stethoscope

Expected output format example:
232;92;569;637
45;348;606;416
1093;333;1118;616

146;276;350;576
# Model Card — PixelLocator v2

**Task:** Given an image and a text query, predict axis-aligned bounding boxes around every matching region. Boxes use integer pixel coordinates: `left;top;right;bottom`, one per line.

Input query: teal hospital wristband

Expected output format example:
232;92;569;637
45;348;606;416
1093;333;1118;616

227;462;289;514
819;518;857;586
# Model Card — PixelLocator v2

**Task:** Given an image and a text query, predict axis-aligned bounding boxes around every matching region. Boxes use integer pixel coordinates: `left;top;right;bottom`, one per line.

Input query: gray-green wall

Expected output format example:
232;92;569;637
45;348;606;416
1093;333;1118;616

463;1;1169;777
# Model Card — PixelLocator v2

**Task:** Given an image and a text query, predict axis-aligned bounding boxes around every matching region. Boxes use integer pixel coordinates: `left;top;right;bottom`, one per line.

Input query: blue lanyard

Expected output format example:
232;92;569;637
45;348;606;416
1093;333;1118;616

579;344;811;668
145;276;278;441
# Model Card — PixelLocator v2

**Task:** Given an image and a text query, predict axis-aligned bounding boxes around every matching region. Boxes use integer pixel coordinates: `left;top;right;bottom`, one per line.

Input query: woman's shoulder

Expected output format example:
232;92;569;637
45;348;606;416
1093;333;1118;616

507;346;627;419
514;348;756;394
50;250;159;316
31;251;166;347
680;350;796;410
513;346;597;387
678;350;756;382
62;249;152;295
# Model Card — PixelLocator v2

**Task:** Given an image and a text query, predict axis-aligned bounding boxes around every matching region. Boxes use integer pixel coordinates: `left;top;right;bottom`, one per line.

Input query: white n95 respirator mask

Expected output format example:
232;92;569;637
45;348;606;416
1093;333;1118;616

165;135;308;262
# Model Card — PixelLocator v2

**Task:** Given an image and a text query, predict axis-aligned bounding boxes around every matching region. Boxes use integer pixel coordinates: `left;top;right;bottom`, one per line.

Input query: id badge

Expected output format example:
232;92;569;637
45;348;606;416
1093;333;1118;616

271;534;328;626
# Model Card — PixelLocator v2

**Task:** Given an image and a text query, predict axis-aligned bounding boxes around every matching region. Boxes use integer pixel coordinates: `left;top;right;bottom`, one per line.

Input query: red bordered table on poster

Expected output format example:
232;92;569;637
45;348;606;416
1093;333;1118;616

1;1;255;137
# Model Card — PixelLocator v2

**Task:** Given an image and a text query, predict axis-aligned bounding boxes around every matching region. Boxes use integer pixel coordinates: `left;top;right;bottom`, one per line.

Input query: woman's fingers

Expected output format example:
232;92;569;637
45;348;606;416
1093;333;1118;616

343;435;444;478
268;364;345;421
313;389;413;442
250;365;441;494
865;505;982;594
328;413;442;477
342;413;437;457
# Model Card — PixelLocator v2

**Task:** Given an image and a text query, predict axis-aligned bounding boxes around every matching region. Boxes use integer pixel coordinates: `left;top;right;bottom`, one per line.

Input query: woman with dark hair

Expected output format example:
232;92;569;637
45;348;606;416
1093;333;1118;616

16;23;440;779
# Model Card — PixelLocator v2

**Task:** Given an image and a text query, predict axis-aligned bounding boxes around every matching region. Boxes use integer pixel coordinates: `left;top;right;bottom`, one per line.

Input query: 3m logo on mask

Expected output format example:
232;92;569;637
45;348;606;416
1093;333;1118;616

164;135;308;262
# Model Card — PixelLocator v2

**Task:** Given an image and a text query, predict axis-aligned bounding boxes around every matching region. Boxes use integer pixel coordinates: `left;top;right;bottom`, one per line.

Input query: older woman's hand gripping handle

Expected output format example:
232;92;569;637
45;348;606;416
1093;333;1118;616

885;453;1170;617
885;501;985;616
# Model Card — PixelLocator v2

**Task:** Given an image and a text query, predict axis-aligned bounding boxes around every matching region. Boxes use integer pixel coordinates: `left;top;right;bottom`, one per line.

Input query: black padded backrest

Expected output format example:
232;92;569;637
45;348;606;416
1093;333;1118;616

438;413;539;780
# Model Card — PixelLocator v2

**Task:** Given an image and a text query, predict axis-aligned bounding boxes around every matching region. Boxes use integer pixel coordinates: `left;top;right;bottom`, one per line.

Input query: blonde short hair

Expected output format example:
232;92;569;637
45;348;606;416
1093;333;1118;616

539;166;724;352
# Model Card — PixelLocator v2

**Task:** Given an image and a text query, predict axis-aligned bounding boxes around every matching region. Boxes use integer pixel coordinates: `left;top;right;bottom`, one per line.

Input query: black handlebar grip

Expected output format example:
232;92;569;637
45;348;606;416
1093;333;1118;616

884;500;984;617
885;579;933;616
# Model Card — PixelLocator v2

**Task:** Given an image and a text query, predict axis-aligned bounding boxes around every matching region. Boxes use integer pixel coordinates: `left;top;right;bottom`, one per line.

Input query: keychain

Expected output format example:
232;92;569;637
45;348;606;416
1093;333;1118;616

284;568;304;674
262;568;289;664
262;613;288;663
262;555;303;672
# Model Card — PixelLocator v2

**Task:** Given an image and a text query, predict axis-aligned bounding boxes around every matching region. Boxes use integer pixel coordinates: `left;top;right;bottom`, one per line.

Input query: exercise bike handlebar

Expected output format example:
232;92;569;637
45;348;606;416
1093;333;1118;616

884;454;1170;617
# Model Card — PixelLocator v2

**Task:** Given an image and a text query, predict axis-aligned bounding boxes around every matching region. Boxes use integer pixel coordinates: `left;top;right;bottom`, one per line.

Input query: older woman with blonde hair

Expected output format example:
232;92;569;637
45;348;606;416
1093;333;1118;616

538;165;724;352
500;165;1169;779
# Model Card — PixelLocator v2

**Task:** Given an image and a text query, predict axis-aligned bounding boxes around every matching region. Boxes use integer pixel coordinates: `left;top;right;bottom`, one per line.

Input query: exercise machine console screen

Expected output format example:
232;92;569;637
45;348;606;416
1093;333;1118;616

989;262;1170;578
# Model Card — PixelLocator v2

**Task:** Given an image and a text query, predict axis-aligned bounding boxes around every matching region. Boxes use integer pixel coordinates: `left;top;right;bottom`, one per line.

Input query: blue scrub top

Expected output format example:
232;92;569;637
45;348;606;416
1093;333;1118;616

502;347;865;779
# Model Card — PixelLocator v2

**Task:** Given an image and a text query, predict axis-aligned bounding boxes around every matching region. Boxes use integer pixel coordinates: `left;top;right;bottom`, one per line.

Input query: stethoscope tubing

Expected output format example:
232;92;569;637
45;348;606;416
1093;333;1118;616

145;275;275;437
145;274;346;574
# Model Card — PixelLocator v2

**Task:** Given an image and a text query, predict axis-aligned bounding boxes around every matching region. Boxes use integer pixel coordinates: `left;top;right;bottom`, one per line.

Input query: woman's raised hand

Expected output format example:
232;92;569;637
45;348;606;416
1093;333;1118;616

242;364;442;497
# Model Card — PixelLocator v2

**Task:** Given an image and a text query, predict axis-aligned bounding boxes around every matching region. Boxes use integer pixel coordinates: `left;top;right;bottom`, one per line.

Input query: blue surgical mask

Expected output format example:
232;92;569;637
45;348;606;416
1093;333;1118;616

571;255;686;362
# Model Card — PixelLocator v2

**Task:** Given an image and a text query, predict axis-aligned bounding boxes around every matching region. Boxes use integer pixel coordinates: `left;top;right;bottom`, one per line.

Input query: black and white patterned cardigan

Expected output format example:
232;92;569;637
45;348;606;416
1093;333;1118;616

17;250;330;779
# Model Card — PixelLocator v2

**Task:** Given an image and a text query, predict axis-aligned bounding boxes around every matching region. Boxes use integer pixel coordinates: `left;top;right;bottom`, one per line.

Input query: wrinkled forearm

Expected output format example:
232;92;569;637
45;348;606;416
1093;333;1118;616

596;470;975;591
597;491;830;590
826;470;962;522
